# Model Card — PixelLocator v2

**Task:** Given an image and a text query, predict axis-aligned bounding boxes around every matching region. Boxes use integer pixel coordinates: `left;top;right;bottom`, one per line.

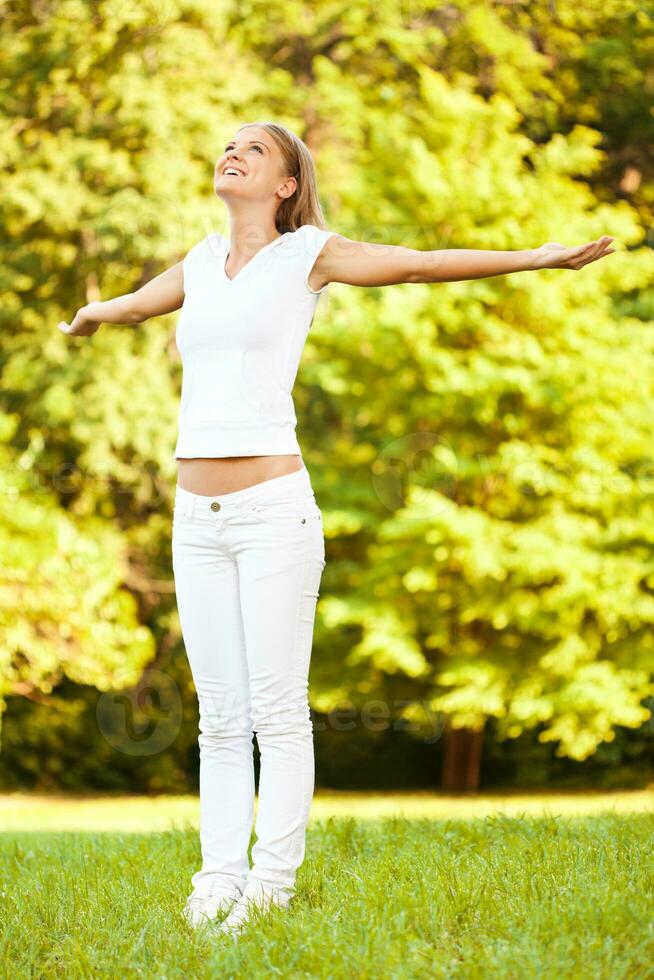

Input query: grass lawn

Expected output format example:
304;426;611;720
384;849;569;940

1;793;652;977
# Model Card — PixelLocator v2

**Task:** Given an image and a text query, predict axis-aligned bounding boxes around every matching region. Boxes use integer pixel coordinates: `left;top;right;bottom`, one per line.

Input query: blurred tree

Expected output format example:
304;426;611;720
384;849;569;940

0;413;154;726
0;0;255;737
427;0;654;227
221;0;654;786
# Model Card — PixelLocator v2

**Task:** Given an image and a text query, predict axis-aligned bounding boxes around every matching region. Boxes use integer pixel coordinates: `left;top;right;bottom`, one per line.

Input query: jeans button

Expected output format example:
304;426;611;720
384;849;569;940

211;501;221;512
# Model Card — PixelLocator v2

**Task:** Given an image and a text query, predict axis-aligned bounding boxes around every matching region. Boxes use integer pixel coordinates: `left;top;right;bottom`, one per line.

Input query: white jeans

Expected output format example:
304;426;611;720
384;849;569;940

171;465;326;905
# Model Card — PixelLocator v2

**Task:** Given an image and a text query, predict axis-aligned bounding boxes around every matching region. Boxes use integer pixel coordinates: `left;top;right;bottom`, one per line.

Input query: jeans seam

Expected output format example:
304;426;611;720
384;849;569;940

291;520;311;868
253;493;317;527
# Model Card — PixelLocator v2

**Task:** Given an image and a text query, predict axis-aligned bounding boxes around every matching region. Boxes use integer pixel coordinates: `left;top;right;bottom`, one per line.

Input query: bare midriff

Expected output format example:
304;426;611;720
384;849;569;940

177;454;304;496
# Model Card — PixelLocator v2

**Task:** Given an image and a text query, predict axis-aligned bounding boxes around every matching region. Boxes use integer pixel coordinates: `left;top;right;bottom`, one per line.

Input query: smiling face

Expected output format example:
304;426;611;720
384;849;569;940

214;125;297;208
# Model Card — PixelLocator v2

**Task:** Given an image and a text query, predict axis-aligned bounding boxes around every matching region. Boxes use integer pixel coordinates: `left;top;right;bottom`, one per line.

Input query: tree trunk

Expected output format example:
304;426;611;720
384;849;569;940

441;724;484;792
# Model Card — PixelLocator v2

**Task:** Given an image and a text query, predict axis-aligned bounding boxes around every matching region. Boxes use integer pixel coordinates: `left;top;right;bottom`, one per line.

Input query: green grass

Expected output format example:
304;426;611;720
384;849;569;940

1;807;653;978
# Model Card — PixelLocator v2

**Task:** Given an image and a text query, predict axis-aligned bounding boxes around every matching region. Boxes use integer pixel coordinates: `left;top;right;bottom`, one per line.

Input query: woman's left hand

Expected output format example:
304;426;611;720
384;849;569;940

530;236;615;271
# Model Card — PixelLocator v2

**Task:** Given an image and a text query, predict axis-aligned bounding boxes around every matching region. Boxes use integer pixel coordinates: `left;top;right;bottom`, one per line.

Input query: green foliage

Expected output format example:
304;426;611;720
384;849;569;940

1;0;653;773
0;419;154;734
291;3;654;762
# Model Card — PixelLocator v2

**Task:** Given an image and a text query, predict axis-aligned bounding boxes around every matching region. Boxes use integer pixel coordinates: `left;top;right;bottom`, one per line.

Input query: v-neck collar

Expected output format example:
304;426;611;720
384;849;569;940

220;232;291;284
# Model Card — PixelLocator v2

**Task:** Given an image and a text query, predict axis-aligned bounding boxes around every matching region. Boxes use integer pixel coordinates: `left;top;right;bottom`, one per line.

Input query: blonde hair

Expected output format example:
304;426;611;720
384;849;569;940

238;121;328;233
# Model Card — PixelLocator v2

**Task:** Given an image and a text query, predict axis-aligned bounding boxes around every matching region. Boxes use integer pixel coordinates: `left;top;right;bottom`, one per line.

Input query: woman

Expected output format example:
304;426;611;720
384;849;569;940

58;120;615;936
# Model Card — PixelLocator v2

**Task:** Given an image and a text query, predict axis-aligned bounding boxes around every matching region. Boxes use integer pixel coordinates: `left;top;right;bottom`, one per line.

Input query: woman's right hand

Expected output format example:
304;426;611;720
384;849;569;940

57;301;103;337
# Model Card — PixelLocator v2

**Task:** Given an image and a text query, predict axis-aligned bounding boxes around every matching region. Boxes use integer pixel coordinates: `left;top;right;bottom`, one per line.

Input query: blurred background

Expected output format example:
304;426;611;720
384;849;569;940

1;0;653;800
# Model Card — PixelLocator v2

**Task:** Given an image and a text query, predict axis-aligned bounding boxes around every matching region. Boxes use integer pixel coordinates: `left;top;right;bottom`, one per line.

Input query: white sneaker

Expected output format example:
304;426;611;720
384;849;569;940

183;887;242;929
217;879;292;936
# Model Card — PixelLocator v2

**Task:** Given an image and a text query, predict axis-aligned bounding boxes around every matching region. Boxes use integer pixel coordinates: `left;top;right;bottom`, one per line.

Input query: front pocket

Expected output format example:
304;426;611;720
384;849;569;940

253;499;322;527
172;502;194;524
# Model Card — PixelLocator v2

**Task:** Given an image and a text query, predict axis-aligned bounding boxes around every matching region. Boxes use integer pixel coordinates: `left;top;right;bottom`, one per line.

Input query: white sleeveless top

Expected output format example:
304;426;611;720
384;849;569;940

173;223;336;459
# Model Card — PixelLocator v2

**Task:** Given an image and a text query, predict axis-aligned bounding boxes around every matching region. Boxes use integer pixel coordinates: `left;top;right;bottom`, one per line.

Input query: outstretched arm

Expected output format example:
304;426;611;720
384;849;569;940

312;234;615;289
58;262;185;337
